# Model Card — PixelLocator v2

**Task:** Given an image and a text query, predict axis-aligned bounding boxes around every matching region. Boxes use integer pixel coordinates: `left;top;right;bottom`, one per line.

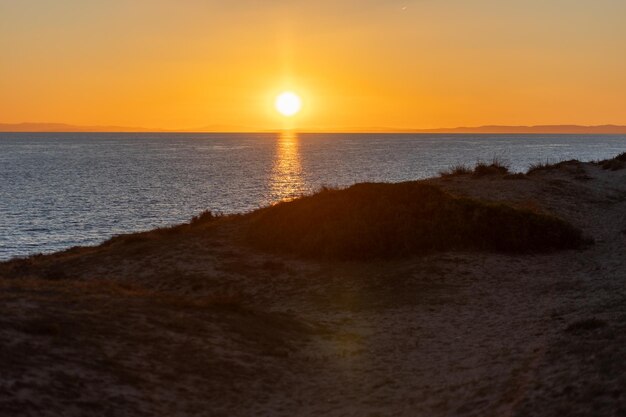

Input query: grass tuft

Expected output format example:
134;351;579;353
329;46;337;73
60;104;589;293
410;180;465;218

190;210;218;225
440;159;510;178
472;158;510;177
527;160;555;174
439;164;473;178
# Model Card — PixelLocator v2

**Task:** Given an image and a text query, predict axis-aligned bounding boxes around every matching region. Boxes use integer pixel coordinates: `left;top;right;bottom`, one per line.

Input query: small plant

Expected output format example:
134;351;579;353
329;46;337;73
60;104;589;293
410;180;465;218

527;159;560;174
440;159;510;178
190;210;216;225
472;158;510;177
439;164;472;178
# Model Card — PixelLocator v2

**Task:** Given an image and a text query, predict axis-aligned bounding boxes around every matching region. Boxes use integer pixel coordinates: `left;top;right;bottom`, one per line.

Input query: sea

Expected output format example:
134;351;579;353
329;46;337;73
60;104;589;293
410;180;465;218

2;132;626;260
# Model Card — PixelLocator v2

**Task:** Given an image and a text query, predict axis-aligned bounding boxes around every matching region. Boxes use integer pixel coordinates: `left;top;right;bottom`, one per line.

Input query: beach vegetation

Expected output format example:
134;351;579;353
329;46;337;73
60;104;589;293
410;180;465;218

439;164;473;177
439;159;511;178
472;158;510;177
245;182;589;260
600;153;626;171
527;160;591;179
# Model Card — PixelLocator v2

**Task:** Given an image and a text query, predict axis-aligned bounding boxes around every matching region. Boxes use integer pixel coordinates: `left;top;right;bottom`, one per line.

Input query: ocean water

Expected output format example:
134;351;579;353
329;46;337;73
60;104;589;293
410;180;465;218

2;132;626;260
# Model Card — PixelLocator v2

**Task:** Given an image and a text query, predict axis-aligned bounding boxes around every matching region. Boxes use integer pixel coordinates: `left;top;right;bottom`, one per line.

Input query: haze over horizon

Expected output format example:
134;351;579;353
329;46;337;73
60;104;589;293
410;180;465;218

3;121;626;134
2;0;626;131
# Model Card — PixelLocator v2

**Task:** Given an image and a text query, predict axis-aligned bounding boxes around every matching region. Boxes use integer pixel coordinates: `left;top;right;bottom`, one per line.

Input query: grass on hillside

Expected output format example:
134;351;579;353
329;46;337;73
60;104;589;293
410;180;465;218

527;159;582;174
245;182;589;260
100;210;219;247
598;152;626;171
528;152;626;174
440;158;511;178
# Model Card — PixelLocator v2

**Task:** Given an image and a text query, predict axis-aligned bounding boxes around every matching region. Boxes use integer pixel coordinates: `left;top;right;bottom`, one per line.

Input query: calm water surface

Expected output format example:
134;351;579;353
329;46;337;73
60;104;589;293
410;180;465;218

2;132;626;259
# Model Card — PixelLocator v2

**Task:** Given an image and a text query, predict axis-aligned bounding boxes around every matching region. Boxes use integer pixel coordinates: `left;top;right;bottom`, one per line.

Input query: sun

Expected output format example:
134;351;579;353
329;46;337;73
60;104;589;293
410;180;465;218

275;91;302;117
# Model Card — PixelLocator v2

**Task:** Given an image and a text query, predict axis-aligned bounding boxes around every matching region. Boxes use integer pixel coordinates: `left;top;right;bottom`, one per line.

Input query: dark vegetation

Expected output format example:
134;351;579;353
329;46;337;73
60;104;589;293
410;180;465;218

245;182;589;260
0;210;223;281
439;158;511;178
530;152;626;174
439;164;472;177
598;152;626;171
528;159;581;174
527;159;593;180
472;160;510;177
101;210;220;247
526;160;559;174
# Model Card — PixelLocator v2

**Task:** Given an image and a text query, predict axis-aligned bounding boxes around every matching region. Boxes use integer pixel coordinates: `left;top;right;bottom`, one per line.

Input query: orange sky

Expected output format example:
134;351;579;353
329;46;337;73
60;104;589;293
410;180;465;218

1;0;625;131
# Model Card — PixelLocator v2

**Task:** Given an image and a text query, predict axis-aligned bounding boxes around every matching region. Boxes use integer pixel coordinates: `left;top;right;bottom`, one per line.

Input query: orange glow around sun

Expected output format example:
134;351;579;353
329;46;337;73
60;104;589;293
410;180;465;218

1;2;626;131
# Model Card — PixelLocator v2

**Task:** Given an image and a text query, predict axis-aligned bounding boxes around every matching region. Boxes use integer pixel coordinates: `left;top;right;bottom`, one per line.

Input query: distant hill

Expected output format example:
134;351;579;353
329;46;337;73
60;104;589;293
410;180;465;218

1;122;626;134
0;123;158;132
410;125;626;134
0;122;258;133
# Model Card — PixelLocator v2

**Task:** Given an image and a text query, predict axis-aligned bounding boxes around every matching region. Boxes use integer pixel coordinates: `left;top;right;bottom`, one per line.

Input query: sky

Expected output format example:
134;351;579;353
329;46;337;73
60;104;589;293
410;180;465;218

1;0;625;131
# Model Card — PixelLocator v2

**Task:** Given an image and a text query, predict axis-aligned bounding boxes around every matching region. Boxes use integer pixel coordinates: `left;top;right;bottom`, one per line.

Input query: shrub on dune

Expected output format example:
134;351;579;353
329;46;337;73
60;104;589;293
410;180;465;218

472;160;510;177
245;182;589;260
601;153;626;171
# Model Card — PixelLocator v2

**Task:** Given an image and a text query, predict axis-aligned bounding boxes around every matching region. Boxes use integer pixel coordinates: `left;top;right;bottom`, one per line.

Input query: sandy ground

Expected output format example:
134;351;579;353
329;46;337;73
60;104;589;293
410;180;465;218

0;161;625;416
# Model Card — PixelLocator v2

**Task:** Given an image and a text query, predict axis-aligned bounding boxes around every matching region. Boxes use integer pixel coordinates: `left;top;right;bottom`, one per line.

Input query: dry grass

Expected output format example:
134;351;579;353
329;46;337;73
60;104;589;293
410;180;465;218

440;158;510;178
527;160;591;180
472;158;510;177
102;210;220;247
439;164;473;177
527;159;559;174
599;153;626;171
245;182;589;260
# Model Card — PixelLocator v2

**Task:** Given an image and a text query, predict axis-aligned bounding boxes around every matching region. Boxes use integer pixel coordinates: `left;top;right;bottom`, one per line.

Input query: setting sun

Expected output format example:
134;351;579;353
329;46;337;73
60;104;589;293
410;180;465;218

275;92;302;117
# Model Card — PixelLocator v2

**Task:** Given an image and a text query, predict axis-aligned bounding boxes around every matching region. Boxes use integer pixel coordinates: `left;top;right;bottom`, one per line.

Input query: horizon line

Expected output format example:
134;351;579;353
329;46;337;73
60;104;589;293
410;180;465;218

2;122;626;134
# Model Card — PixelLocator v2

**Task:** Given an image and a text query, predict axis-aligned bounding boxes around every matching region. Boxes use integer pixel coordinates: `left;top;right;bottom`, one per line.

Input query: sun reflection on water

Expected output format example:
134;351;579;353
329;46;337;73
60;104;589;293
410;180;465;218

269;131;306;204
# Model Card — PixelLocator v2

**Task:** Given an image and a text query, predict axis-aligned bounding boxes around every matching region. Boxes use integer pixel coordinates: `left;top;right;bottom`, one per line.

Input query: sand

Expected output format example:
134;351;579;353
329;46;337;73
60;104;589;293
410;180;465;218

0;160;625;416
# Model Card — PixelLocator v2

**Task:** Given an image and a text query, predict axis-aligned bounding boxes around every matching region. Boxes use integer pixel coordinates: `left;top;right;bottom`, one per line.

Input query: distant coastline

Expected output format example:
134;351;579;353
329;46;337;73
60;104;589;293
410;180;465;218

2;122;626;134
